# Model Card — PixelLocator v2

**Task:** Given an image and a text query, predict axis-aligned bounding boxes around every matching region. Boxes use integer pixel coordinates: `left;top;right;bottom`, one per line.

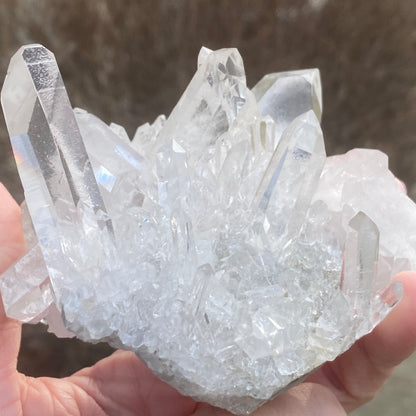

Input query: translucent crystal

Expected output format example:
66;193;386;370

156;47;252;167
1;44;117;333
131;113;166;157
253;110;325;242
109;121;130;143
344;212;380;337
253;68;322;146
1;45;415;415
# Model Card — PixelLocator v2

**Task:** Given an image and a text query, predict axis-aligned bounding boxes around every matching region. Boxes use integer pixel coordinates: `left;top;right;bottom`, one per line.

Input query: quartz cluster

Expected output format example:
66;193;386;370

1;45;416;414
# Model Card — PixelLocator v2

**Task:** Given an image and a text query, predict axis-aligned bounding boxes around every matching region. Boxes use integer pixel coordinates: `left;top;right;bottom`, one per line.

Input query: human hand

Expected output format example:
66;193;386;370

1;182;416;416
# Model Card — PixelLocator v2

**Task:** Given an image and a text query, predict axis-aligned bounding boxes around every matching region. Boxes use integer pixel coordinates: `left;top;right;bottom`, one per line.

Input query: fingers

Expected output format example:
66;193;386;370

362;272;416;371
308;271;416;411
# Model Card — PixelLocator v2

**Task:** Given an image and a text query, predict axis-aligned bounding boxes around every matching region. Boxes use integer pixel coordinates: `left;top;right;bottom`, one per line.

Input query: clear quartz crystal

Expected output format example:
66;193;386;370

253;110;326;243
1;45;117;335
1;45;415;415
344;212;380;337
0;200;51;323
252;68;322;146
109;121;130;143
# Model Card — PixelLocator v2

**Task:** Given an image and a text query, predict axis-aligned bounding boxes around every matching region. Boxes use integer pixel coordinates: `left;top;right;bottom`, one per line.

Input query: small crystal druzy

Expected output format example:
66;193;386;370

1;45;415;414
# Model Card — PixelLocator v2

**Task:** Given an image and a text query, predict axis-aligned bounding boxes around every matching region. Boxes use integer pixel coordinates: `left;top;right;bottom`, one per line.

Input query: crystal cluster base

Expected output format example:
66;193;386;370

1;45;415;414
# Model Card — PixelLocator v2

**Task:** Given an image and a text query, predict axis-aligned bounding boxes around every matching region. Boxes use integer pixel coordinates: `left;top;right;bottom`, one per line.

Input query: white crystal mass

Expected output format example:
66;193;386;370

1;45;415;414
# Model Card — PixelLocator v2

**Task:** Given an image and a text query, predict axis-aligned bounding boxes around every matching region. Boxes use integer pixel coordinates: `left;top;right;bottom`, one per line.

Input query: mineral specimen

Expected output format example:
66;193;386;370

1;44;415;414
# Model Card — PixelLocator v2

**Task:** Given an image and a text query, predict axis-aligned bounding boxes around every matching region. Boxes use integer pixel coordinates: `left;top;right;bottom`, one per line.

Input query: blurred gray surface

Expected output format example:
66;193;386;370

0;0;415;414
352;358;416;416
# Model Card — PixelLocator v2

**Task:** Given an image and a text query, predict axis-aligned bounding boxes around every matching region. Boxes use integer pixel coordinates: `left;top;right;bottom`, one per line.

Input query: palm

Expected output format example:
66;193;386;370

1;183;416;416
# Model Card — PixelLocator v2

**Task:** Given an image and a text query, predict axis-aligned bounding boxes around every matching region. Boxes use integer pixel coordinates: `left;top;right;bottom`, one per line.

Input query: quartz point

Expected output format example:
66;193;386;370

1;45;416;414
252;68;322;145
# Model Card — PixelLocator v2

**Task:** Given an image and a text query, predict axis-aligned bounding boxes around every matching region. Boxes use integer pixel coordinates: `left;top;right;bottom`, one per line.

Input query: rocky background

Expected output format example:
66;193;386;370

0;1;415;414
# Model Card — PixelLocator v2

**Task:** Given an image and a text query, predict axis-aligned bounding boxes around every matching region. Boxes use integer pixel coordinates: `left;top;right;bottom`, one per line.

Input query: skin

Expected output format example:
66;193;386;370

1;182;416;416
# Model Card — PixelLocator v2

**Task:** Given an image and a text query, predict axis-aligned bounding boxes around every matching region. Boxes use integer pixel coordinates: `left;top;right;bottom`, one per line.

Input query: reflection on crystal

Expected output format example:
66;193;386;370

94;165;116;193
1;45;416;415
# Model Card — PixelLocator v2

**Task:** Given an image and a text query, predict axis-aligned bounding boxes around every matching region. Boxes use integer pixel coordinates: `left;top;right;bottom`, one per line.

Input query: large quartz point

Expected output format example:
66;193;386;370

1;45;415;415
252;68;322;145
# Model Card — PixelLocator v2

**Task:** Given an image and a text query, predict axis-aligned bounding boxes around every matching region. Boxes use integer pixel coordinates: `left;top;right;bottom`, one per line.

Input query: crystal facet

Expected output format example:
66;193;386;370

253;68;322;146
1;45;415;415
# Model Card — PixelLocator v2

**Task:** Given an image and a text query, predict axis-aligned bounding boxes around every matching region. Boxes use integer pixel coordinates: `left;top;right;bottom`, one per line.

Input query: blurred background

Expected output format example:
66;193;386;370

0;0;415;414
